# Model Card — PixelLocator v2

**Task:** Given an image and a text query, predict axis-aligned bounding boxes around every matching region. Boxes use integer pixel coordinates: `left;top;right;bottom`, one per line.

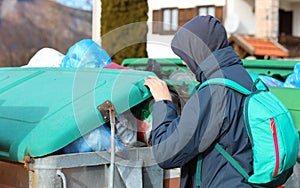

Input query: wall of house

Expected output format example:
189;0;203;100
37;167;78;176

226;0;255;35
292;3;300;37
149;0;225;9
146;13;175;58
147;0;225;58
146;0;257;58
280;0;292;11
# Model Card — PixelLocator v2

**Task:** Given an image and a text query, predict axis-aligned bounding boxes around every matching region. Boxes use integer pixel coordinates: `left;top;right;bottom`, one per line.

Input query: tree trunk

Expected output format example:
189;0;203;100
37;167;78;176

101;0;148;64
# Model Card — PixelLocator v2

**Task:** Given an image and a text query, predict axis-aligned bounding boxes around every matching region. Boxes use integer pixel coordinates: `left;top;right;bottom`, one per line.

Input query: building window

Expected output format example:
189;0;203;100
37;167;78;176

198;6;215;17
198;6;223;22
152;6;223;35
163;8;178;33
152;8;178;35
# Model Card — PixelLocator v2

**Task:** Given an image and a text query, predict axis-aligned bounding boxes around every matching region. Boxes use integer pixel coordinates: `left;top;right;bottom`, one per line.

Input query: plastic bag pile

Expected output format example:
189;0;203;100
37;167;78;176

23;39;111;68
257;62;300;88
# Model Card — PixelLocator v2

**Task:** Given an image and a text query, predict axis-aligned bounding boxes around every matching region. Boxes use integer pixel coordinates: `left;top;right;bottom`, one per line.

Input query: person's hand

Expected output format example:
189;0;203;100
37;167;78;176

144;76;172;102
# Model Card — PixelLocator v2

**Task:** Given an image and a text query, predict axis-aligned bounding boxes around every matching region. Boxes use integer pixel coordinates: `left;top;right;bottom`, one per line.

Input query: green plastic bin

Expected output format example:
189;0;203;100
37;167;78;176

121;58;189;76
122;58;298;81
0;67;155;162
121;58;300;133
122;57;198;103
242;59;298;81
0;67;165;188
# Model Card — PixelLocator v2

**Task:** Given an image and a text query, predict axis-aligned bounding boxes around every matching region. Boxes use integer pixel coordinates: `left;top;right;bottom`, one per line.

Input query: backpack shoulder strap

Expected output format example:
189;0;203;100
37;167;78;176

196;144;250;187
198;78;252;96
196;155;203;186
217;144;272;188
215;143;250;180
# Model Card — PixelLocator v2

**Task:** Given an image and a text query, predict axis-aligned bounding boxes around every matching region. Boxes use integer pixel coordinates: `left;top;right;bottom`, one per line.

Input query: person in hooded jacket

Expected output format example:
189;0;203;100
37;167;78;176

144;15;254;187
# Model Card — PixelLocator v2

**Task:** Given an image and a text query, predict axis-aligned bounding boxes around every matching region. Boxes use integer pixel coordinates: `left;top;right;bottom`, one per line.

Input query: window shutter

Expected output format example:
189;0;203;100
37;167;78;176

152;10;162;34
179;8;197;27
215;6;223;22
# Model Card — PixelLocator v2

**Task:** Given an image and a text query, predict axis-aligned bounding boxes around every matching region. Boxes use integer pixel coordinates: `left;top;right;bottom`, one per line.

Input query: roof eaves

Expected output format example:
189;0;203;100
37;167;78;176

229;34;255;55
270;38;289;55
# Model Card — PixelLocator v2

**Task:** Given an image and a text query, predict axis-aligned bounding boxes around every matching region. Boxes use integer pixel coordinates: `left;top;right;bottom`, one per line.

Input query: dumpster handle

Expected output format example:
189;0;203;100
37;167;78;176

57;169;67;188
109;102;116;188
97;100;116;188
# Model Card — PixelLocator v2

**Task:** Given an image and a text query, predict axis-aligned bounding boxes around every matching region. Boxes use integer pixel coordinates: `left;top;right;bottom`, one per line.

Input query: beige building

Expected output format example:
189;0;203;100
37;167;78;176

147;0;300;59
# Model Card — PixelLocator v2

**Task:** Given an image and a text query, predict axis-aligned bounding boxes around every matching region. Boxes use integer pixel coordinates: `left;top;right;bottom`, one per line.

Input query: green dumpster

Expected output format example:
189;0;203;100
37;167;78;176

0;67;163;188
242;59;298;81
121;58;188;73
121;58;197;108
121;58;300;133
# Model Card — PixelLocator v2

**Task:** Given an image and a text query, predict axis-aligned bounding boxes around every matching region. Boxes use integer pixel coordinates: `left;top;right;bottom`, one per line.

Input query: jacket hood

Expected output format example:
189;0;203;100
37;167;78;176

195;46;242;82
171;16;228;74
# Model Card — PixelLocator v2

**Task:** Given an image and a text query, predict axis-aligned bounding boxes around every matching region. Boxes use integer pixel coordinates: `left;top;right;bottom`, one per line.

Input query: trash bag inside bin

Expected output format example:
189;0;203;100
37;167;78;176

59;123;128;159
258;75;284;87
57;99;154;158
284;62;300;88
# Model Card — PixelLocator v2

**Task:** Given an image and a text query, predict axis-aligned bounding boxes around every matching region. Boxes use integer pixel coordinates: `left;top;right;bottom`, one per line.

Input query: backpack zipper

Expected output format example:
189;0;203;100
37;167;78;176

270;117;280;177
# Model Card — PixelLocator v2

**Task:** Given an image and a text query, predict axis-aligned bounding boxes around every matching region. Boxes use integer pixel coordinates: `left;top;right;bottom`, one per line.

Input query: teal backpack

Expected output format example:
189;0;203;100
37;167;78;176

196;76;299;187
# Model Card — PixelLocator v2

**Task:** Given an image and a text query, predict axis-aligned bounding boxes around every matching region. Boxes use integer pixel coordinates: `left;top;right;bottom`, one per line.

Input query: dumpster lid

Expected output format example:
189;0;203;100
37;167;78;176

0;67;154;162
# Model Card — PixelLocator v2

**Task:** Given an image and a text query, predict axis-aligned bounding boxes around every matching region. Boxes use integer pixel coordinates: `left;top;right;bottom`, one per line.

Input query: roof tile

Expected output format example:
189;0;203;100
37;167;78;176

242;36;288;57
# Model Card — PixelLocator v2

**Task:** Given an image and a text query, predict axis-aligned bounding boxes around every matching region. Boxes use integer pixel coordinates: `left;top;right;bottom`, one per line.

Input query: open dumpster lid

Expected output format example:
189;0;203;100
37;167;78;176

0;67;154;162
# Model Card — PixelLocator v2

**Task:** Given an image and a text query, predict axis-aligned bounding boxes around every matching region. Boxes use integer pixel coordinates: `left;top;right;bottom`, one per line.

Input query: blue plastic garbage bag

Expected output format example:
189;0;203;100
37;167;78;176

284;62;300;88
62;123;128;158
258;75;284;87
60;39;112;68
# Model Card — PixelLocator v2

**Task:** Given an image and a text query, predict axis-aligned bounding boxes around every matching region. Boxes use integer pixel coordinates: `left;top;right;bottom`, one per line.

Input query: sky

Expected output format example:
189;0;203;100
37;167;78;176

55;0;93;11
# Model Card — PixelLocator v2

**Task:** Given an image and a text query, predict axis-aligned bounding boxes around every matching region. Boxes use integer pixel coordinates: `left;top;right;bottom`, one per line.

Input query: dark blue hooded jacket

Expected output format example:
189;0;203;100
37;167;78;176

152;16;254;187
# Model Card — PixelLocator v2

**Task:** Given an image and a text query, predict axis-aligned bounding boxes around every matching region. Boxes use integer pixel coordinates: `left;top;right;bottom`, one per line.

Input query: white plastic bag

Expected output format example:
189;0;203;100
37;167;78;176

23;48;65;67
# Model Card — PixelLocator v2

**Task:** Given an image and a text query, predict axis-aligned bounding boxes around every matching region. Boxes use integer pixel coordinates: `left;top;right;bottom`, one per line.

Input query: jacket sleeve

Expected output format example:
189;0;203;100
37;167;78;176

152;87;228;169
